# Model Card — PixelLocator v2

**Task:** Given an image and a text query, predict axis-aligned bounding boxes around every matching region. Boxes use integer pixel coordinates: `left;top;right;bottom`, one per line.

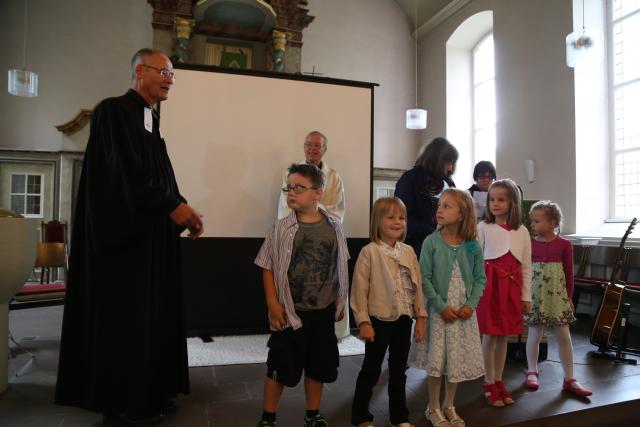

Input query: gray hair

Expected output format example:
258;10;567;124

130;48;166;80
305;130;328;146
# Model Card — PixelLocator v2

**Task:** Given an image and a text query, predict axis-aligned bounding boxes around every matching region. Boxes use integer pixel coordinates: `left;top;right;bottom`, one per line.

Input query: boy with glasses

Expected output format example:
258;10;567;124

255;163;350;427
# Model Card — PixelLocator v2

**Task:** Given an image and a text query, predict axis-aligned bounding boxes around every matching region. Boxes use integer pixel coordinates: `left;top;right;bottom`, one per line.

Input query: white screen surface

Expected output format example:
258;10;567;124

160;68;373;238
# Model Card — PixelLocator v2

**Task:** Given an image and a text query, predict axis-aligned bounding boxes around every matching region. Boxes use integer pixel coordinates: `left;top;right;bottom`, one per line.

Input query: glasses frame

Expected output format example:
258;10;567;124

140;64;176;80
281;184;320;194
303;142;326;150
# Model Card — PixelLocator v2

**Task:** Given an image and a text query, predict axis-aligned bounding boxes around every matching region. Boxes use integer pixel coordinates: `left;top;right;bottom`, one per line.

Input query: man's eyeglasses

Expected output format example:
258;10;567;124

304;142;325;150
141;64;176;80
281;184;319;194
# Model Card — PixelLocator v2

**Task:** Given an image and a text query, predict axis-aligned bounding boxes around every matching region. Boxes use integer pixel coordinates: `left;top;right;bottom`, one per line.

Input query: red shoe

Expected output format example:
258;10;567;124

524;371;539;390
482;382;504;407
495;380;514;405
563;378;592;397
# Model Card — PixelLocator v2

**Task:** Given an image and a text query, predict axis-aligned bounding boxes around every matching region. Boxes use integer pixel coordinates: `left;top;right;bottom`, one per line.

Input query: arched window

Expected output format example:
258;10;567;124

446;11;493;188
472;34;496;167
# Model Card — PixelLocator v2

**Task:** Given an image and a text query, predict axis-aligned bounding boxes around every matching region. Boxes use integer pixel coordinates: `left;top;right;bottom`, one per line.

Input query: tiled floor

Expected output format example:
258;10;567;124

3;306;640;426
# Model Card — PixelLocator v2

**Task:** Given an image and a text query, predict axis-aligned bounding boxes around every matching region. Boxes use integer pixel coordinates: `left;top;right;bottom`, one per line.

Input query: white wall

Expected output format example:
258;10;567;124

0;0;152;151
302;0;420;169
420;0;577;232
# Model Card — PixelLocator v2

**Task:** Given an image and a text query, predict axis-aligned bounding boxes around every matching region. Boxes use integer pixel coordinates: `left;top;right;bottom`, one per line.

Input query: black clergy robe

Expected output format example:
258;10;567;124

55;89;190;414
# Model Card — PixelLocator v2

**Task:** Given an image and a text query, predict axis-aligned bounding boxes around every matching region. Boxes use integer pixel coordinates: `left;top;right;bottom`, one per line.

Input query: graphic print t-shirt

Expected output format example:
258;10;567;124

287;217;338;311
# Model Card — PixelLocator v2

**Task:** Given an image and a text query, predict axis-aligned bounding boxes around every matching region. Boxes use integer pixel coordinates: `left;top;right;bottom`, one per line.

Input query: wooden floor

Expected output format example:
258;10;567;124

3;306;640;426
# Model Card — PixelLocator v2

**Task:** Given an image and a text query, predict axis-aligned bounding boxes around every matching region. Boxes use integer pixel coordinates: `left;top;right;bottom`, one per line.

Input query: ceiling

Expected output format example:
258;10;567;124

393;0;457;31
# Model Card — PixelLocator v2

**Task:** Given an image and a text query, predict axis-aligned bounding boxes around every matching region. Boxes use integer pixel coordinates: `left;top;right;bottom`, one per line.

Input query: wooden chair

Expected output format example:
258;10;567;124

10;242;66;310
573;245;622;312
40;220;69;281
573;244;589;277
621;248;640;292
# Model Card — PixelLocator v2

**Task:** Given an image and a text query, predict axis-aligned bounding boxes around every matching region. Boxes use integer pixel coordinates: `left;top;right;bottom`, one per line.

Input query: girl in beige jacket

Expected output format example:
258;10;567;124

350;197;427;427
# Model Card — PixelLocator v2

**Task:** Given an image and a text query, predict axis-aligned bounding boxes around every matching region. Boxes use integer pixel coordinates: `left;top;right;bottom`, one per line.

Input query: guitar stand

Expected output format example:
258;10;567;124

589;303;639;365
8;330;36;376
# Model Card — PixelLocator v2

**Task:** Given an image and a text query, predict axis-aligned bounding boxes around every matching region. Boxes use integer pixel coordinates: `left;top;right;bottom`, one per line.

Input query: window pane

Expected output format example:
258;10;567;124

474;127;496;166
26;195;41;215
614;81;640;150
614;150;640;218
612;0;640;20
11;175;25;194
613;13;640;85
27;175;41;194
473;35;494;83
11;195;25;214
474;80;496;129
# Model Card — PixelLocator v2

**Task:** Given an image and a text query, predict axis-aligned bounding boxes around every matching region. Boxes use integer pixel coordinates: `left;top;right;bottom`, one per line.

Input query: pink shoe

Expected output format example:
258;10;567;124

495;380;514;405
563;378;592;397
482;382;504;407
524;371;539;390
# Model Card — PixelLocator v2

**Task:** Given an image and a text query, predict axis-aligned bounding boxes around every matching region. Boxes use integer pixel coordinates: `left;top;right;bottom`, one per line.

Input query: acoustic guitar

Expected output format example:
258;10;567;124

590;218;637;349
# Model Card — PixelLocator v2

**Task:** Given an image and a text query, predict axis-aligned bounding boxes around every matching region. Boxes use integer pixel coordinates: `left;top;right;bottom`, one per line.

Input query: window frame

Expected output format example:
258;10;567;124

608;1;640;219
471;31;497;168
10;172;44;218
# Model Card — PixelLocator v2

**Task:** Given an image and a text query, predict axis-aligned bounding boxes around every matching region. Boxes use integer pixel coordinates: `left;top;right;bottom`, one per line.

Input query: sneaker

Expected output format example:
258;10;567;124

482;382;504;407
495;380;514;405
563;378;593;397
304;413;328;427
257;421;276;427
524;371;540;390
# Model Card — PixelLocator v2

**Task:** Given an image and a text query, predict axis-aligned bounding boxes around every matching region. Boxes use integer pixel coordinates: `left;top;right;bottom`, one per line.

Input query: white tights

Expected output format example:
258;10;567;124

428;376;459;410
482;335;508;383
526;325;574;379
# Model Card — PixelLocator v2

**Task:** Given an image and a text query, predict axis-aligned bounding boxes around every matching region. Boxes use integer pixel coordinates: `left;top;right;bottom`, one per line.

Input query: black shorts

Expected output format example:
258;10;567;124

266;304;339;387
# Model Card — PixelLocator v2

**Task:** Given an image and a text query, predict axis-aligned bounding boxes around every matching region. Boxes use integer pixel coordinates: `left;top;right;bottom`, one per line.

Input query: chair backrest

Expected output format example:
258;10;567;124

621;248;640;283
584;246;622;281
572;245;589;277
34;242;66;268
41;220;67;244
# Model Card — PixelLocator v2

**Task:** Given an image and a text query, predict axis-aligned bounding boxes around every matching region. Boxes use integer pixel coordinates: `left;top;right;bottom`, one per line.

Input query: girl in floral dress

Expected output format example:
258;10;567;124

412;189;486;427
524;201;592;396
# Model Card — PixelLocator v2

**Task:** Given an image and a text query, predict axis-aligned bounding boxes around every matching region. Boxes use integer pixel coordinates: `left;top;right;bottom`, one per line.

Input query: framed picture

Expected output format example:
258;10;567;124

204;42;252;69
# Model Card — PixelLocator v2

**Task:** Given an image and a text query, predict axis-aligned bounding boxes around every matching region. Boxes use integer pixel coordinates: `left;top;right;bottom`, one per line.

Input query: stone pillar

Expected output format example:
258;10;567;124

173;17;195;63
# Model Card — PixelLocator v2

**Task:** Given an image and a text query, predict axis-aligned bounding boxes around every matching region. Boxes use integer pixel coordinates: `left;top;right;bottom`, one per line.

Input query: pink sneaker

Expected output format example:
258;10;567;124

563;378;592;397
524;371;539;390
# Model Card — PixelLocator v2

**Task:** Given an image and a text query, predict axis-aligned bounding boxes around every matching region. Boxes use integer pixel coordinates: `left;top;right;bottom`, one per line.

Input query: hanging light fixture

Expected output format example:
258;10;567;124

8;0;38;97
565;0;603;68
406;0;427;130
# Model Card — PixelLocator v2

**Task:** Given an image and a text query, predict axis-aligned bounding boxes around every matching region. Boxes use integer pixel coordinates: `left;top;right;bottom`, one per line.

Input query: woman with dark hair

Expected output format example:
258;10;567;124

394;137;459;257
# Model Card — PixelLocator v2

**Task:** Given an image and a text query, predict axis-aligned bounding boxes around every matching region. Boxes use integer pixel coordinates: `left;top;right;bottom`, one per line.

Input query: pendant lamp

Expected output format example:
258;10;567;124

8;0;38;97
406;0;427;129
566;0;603;68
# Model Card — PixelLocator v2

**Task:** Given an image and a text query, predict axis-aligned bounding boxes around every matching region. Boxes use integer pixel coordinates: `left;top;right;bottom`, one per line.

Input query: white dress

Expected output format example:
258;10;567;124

410;260;484;382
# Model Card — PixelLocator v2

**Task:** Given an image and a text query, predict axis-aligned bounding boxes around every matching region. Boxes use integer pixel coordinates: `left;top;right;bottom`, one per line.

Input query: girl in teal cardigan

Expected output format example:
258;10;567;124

411;189;486;427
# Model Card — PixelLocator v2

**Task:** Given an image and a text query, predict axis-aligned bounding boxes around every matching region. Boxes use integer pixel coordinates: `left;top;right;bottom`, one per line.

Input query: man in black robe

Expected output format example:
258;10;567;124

55;48;204;424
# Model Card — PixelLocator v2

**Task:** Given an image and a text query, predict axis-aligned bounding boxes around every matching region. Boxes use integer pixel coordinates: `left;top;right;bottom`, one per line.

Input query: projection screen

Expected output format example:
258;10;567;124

160;66;374;238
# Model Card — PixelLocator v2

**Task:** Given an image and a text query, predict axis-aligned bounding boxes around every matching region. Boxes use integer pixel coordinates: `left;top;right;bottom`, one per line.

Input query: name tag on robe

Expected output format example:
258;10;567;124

144;108;153;133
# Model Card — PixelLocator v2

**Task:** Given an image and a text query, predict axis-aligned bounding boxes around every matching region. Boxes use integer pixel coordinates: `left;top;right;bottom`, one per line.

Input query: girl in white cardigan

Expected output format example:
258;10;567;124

350;197;427;427
476;179;532;407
